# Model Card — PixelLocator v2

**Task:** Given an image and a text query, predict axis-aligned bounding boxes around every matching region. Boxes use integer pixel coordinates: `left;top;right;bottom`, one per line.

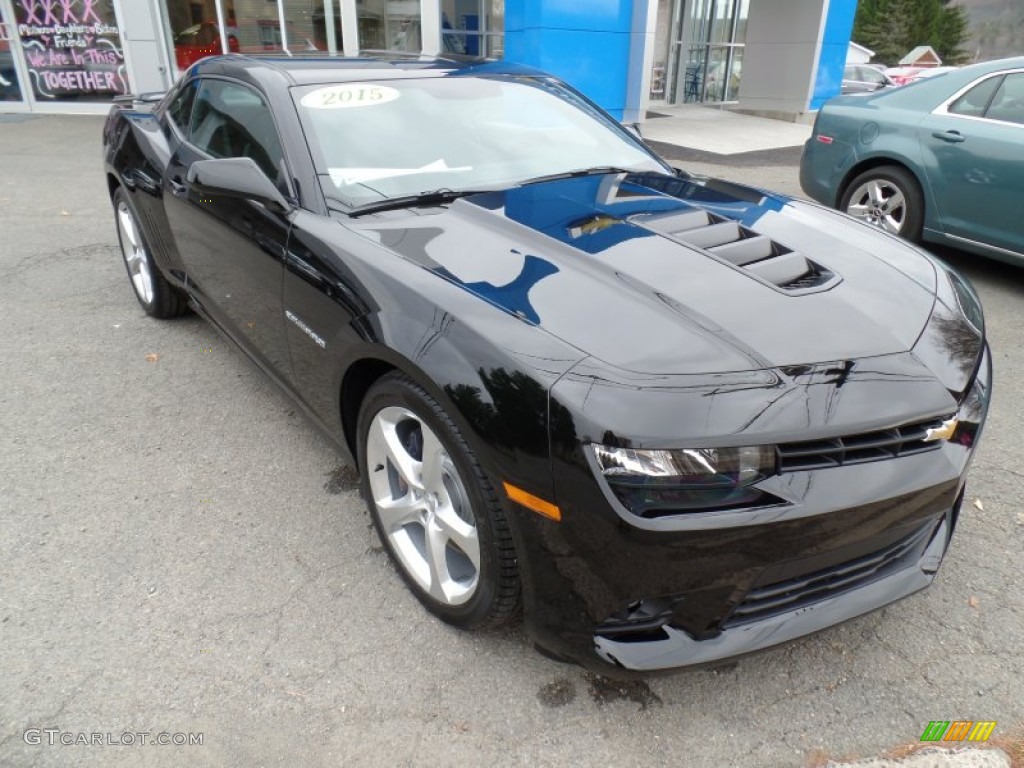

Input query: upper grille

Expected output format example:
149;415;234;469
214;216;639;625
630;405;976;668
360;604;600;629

723;525;931;627
777;417;947;473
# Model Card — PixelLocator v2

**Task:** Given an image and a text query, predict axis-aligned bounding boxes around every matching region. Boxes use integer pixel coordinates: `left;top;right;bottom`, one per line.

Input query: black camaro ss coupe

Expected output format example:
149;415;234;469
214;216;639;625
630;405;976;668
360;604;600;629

104;55;990;674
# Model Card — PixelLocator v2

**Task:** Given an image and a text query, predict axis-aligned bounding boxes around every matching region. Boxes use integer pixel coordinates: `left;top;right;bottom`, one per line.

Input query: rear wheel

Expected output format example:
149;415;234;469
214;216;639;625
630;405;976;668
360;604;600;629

357;372;520;629
113;187;188;318
840;165;924;242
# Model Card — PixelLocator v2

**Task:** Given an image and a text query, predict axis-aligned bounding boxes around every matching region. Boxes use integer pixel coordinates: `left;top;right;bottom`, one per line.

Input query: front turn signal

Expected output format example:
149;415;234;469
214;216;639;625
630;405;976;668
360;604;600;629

503;482;561;522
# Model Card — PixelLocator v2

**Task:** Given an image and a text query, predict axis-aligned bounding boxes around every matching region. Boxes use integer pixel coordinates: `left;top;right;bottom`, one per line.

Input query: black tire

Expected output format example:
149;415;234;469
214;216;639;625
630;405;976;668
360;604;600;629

112;187;189;318
839;165;924;242
357;372;520;629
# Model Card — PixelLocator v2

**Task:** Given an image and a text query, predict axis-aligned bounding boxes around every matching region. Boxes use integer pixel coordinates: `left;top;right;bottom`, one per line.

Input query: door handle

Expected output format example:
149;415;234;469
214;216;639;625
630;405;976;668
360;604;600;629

932;130;966;143
169;178;187;197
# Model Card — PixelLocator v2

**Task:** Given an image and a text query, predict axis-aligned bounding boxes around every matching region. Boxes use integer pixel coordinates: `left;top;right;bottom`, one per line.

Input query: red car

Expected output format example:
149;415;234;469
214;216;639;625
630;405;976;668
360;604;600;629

174;23;239;70
884;66;924;86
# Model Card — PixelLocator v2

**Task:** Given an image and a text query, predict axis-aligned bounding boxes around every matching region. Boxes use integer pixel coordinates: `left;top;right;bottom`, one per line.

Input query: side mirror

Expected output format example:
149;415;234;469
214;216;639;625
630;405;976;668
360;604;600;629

187;157;291;214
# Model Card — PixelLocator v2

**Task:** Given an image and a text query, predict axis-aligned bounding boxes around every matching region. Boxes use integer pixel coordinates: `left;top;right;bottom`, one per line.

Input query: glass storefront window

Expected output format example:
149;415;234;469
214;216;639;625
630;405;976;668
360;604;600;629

157;0;506;79
11;0;127;102
440;0;502;58
161;0;345;69
163;1;231;69
359;0;421;53
1;5;25;101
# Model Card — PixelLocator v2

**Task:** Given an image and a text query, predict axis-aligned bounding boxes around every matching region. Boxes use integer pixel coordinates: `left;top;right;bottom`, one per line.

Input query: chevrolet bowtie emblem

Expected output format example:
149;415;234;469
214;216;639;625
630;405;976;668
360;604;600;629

923;418;959;442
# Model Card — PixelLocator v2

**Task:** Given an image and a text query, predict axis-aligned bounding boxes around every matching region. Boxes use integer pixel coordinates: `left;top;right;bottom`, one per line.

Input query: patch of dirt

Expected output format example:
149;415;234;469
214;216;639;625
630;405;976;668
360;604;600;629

323;465;360;494
537;677;576;708
585;673;662;710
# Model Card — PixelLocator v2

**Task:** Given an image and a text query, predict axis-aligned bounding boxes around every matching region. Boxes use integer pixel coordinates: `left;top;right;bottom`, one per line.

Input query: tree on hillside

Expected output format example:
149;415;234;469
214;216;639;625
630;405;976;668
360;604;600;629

853;0;970;66
934;0;970;63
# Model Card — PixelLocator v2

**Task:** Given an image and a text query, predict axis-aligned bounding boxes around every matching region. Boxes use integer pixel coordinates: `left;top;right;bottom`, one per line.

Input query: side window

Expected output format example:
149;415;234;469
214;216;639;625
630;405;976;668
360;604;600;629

189;79;290;195
862;67;885;85
984;72;1024;125
948;76;1002;118
844;66;857;81
166;79;197;136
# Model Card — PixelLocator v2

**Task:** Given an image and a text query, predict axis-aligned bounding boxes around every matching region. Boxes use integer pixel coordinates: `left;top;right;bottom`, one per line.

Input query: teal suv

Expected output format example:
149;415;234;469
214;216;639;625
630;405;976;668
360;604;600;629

801;57;1024;265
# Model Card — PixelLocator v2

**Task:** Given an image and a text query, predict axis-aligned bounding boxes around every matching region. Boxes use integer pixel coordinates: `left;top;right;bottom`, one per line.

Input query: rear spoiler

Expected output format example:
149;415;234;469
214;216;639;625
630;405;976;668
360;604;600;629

113;91;165;106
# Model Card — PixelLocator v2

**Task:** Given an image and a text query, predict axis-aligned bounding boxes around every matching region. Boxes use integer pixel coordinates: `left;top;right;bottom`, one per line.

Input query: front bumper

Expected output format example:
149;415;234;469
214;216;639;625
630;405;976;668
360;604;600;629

513;347;989;675
593;511;949;671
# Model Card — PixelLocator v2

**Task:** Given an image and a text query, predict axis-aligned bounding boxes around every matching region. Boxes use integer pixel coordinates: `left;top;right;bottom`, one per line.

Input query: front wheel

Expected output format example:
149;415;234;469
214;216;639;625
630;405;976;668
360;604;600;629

840;165;924;242
356;372;520;629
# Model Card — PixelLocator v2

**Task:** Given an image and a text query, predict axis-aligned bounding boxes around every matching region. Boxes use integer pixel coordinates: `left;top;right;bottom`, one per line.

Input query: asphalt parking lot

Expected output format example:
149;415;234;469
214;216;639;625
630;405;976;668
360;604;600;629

1;115;1021;768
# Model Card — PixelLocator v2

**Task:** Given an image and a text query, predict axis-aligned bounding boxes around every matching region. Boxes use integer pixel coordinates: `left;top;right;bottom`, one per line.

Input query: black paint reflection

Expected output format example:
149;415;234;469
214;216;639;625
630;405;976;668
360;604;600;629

445;368;551;456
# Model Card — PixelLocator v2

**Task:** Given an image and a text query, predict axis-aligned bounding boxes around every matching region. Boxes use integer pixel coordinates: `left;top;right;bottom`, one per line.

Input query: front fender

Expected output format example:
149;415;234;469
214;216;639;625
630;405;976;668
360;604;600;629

334;305;578;502
282;210;585;502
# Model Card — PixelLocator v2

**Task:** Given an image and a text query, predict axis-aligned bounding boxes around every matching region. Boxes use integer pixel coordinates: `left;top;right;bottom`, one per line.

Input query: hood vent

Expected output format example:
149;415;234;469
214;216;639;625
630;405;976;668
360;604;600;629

633;208;840;295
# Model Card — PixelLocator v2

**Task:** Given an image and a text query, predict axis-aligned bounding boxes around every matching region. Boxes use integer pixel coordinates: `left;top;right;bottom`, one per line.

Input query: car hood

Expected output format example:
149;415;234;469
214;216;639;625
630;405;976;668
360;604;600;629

344;172;939;375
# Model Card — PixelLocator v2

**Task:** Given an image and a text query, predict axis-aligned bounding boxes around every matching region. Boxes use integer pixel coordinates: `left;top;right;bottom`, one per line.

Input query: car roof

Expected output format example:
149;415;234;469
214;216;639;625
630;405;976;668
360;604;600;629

187;53;548;85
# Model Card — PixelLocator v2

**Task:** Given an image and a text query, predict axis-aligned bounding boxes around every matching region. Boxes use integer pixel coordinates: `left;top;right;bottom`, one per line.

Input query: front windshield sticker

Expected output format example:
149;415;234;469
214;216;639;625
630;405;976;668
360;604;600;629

301;84;400;110
328;159;473;187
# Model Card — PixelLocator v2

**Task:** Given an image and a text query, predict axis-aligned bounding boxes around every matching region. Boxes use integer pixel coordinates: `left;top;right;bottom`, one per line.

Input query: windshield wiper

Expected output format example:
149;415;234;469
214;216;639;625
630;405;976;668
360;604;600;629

515;166;644;187
347;188;497;217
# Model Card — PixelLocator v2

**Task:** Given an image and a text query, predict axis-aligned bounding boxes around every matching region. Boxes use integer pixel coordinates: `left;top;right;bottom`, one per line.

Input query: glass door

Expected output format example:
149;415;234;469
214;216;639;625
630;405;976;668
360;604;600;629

0;0;27;105
668;0;747;105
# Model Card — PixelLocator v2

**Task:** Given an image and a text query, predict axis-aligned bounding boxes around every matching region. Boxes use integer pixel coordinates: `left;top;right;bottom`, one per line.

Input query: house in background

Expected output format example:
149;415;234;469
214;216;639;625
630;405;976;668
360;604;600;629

847;41;875;65
900;45;943;68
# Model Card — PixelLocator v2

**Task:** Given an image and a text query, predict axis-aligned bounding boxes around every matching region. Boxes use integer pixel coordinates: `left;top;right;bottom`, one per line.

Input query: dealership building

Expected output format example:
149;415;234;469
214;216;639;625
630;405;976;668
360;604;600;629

0;0;857;122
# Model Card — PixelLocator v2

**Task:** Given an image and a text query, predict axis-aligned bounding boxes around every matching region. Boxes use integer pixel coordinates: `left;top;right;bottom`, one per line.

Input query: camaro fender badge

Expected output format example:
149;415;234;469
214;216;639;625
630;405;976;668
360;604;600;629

285;310;326;349
923;418;959;442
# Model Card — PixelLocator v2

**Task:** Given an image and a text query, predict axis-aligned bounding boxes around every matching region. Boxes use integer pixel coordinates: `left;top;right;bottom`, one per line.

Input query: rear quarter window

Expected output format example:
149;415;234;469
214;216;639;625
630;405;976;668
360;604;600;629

985;72;1024;125
948;75;1001;118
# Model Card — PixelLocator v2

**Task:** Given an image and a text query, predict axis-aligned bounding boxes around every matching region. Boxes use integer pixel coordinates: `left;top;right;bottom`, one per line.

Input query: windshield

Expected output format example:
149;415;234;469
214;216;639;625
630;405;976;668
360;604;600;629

174;25;201;43
293;75;669;209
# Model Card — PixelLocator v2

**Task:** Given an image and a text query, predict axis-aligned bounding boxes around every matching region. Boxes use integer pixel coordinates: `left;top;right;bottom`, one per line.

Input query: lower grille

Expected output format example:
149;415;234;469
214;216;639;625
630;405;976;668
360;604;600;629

723;526;931;627
595;596;685;642
777;417;947;472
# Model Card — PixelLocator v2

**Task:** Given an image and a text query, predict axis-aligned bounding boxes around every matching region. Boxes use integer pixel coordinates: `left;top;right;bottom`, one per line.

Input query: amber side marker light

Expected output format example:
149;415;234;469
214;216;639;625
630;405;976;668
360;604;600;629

503;482;561;521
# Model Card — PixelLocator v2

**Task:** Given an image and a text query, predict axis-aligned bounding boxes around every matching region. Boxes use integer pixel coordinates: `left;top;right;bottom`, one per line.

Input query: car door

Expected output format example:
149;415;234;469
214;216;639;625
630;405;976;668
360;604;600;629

919;70;1024;255
163;77;295;378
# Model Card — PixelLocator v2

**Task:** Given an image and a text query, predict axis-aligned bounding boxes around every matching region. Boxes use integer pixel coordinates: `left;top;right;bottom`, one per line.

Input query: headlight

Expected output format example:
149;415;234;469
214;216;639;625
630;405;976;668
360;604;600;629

591;445;777;516
947;269;983;335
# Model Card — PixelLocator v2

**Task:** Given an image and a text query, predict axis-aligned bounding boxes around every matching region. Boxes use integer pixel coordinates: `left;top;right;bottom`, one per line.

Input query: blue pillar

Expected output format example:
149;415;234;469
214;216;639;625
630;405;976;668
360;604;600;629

504;1;637;121
810;0;858;110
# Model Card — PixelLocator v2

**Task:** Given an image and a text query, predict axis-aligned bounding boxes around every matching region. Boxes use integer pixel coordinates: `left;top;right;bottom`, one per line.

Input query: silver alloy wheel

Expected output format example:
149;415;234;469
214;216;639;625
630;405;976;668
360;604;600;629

845;178;907;234
117;200;155;304
365;406;480;606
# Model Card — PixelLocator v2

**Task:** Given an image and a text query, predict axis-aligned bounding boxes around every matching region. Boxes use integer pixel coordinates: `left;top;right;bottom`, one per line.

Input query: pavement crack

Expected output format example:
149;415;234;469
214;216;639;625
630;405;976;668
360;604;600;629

982;461;1024;482
4;669;103;747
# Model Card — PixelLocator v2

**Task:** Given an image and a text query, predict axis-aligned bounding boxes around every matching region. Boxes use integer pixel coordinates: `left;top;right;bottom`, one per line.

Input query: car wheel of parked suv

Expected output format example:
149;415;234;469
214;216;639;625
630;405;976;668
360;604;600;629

840;165;924;242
